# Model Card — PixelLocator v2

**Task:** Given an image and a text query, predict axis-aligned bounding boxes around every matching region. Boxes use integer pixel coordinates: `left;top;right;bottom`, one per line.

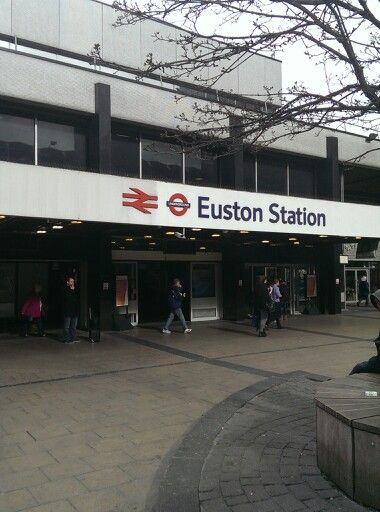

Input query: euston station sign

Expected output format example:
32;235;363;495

1;162;379;239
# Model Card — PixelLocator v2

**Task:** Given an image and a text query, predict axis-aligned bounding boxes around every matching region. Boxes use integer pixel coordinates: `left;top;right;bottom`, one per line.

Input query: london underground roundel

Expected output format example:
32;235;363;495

166;193;191;216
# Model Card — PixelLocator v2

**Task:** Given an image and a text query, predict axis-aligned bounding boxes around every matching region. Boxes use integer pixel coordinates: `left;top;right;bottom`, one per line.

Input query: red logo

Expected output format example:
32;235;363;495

122;188;158;214
166;193;191;217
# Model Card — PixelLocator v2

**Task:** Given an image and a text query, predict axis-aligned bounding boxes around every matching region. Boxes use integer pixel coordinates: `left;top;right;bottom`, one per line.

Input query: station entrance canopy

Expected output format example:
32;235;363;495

1;162;379;239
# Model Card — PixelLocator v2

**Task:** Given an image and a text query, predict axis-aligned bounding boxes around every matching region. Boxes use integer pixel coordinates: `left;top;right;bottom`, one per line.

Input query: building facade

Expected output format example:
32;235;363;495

0;0;379;331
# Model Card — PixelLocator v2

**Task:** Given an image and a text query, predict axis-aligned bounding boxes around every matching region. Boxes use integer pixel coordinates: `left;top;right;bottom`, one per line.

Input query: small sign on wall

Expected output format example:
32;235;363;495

306;275;317;297
116;275;128;306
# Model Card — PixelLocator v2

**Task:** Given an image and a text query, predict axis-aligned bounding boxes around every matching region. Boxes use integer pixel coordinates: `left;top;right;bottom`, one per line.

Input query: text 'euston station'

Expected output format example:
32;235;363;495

198;197;326;227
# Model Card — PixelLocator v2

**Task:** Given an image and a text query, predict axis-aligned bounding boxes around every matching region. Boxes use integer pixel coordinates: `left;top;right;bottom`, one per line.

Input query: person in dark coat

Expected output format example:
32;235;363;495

62;276;79;344
253;275;270;337
350;289;380;374
357;275;370;306
162;278;192;334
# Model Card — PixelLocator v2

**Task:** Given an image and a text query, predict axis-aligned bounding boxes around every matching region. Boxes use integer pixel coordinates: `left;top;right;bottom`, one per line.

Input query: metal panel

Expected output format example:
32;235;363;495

11;0;60;47
0;0;12;35
101;5;141;69
59;0;103;56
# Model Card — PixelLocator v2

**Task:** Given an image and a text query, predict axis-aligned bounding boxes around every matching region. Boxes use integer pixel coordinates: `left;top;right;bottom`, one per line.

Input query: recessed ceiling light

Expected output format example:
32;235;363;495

189;237;196;241
71;220;82;224
294;241;300;245
289;237;297;241
149;242;156;246
262;240;270;244
0;215;6;219
199;246;206;250
319;235;328;238
120;246;125;250
211;233;221;238
166;231;175;235
111;241;116;244
52;225;63;230
36;229;47;234
192;228;202;232
125;238;134;241
144;235;152;239
240;230;249;234
355;236;362;240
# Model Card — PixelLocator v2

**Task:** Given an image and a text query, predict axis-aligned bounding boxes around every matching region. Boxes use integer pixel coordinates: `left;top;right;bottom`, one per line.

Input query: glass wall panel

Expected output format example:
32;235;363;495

112;133;140;177
0;263;16;318
0;113;35;164
38;120;87;170
289;159;315;198
142;139;183;183
185;150;219;186
243;153;256;192
257;154;287;195
344;166;380;205
192;264;216;298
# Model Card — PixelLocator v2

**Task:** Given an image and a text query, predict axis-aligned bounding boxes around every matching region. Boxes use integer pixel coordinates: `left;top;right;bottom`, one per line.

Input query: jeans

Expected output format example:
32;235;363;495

164;308;187;330
63;316;78;342
350;356;380;375
21;316;44;336
258;309;268;333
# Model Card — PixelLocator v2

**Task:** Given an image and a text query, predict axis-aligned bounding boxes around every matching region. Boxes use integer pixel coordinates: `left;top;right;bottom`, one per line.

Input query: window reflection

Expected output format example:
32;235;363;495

38;120;87;170
257;154;287;195
0;114;35;164
185;150;219;186
289;159;315;198
112;133;140;177
142;139;183;183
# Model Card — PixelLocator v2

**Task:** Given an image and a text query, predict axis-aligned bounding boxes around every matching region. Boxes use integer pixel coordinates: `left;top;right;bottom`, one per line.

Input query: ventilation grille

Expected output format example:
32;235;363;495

192;308;217;319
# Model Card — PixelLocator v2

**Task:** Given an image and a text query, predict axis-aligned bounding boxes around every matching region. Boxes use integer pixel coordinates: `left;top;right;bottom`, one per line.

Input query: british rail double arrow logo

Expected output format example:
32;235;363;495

122;188;158;214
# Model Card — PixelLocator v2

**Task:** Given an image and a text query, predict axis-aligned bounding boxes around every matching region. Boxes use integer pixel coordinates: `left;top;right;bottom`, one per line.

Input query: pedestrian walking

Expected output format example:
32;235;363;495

271;279;283;329
162;278;192;334
279;279;290;320
62;276;80;344
20;284;46;337
357;275;370;306
253;275;271;337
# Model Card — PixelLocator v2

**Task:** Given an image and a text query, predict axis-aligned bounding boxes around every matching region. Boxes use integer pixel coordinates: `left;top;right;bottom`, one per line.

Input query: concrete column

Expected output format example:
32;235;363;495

90;83;112;173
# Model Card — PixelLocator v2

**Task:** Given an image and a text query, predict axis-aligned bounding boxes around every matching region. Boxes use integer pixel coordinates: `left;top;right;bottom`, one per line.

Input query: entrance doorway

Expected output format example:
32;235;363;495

138;261;191;324
248;264;317;315
344;268;370;305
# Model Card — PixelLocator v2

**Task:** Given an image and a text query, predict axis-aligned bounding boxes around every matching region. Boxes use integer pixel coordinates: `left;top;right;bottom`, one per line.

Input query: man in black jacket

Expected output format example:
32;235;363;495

62;276;79;344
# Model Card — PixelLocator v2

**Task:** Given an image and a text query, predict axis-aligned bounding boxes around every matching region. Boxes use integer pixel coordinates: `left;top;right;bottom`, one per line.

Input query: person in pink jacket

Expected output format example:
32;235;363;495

20;284;45;337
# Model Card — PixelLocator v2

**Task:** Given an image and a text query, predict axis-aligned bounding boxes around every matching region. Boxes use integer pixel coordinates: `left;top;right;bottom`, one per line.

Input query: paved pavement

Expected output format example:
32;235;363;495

0;308;378;511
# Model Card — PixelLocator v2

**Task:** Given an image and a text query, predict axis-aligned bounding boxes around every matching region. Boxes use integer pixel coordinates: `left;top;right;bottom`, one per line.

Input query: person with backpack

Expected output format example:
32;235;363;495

162;278;192;334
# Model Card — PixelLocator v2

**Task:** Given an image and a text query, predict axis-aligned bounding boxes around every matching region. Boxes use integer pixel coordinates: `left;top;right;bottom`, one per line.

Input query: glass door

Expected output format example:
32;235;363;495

345;268;370;305
191;262;221;321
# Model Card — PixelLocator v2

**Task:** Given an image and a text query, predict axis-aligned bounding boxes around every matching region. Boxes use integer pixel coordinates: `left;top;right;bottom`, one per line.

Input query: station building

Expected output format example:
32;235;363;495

0;0;379;331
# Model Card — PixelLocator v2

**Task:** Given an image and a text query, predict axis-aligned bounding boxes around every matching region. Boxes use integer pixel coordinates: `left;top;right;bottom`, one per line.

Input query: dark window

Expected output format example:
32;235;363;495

0;113;35;164
344;166;380;206
243;153;256;192
38;120;87;170
112;133;140;177
185;150;219;186
257;154;287;195
289;159;315;198
142;139;183;183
